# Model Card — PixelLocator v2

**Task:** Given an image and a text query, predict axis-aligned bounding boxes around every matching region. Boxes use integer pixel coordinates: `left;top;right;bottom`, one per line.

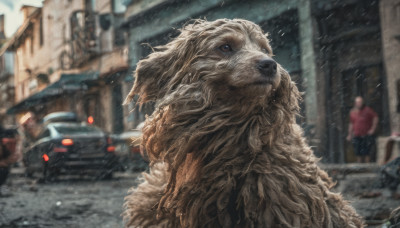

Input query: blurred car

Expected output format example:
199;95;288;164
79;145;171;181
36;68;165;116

112;130;148;172
23;122;118;180
42;112;79;124
111;122;148;172
0;127;18;156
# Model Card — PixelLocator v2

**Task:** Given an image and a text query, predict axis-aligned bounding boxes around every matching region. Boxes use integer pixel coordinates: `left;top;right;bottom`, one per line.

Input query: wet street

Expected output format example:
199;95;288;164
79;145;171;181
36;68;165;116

0;168;142;228
1;164;400;228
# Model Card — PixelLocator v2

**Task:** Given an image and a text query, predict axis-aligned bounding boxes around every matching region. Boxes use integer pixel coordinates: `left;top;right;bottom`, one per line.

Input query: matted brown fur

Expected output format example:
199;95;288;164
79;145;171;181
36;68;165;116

123;19;364;228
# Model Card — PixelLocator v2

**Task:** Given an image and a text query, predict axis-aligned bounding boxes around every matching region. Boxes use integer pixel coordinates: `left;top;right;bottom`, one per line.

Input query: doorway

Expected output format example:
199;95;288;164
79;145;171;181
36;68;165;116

341;64;389;162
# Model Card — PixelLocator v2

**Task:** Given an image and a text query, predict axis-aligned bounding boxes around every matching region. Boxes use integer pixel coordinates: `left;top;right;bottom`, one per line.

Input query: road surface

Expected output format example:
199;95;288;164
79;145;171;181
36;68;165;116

0;168;142;228
1;165;399;227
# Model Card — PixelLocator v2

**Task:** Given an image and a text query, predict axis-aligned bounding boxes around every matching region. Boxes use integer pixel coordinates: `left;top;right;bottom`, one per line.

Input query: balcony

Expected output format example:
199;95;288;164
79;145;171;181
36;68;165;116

59;10;100;70
58;10;127;71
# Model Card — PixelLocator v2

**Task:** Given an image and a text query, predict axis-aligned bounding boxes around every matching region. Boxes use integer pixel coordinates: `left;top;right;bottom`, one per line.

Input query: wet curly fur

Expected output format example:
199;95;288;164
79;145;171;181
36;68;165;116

123;19;364;228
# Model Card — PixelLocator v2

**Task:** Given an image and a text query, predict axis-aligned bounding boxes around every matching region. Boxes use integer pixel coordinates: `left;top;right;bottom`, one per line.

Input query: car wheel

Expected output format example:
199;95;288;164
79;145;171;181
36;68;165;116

99;171;113;180
39;163;56;183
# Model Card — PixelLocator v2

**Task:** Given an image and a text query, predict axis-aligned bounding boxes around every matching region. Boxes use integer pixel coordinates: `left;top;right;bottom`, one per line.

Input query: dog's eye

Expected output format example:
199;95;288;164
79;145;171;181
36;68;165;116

261;48;269;54
219;44;233;52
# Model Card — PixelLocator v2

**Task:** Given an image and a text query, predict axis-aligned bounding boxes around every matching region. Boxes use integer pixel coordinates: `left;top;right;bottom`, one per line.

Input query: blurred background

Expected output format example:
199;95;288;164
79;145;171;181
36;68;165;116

0;0;400;227
1;0;399;163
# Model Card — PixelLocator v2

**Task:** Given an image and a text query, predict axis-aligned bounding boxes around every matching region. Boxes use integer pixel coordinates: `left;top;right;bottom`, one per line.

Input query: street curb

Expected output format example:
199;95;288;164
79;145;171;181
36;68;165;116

9;167;26;178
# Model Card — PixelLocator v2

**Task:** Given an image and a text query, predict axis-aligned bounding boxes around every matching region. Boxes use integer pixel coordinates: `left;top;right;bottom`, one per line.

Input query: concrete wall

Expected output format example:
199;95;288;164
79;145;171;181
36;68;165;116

124;0;326;148
123;0;400;160
376;136;400;164
298;0;322;149
380;0;400;133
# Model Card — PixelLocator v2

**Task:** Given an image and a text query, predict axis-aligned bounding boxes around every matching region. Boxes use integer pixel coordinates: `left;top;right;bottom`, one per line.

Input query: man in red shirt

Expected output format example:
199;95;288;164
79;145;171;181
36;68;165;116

346;96;379;163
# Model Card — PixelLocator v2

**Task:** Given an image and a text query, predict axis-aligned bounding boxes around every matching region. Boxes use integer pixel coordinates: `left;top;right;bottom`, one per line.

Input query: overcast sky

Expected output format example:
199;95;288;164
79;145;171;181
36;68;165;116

0;0;43;37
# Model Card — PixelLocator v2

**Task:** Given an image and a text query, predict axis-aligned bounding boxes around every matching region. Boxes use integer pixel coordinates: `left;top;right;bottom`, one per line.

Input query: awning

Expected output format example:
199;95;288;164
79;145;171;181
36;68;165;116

7;73;98;115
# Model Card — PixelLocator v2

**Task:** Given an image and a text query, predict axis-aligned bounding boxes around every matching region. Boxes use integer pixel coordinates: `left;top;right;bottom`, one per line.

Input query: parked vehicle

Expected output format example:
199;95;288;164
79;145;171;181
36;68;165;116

23;122;118;181
112;129;148;172
0;127;18;155
42;112;79;125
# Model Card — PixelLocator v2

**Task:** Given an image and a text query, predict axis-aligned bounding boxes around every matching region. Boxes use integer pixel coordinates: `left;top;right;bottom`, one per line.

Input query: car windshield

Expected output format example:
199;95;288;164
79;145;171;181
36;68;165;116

55;125;102;135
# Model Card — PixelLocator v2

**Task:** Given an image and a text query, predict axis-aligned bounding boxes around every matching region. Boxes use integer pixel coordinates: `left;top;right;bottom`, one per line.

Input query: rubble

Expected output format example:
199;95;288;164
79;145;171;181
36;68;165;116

327;164;400;227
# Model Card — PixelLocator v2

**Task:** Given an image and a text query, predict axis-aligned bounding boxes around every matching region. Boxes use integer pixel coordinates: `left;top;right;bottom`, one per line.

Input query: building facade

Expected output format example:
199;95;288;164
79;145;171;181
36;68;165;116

0;14;16;126
2;0;129;133
122;0;399;163
2;0;398;162
0;50;15;126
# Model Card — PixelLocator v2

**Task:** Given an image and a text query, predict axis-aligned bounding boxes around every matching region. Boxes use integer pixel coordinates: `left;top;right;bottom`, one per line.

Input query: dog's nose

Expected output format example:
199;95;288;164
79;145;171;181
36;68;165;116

257;59;277;77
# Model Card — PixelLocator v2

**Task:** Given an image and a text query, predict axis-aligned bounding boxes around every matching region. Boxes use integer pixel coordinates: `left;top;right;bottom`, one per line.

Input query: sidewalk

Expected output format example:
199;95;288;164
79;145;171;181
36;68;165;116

9;166;25;178
319;162;381;174
10;163;381;178
8;166;141;179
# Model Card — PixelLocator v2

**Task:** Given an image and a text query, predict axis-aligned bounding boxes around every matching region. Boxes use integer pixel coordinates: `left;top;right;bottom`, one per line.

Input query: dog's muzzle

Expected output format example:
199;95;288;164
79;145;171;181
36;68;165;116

257;59;277;78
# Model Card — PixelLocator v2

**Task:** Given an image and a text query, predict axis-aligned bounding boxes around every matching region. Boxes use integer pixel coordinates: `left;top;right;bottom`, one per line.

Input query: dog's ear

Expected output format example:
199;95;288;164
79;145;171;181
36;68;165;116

123;50;172;105
123;35;199;105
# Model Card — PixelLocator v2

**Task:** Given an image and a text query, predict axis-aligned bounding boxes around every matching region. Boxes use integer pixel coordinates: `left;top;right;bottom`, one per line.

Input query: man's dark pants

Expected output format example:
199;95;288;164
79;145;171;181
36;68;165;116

352;135;374;157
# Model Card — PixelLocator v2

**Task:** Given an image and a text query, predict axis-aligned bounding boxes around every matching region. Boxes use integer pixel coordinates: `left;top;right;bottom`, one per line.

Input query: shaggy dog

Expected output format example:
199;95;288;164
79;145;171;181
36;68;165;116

123;19;364;228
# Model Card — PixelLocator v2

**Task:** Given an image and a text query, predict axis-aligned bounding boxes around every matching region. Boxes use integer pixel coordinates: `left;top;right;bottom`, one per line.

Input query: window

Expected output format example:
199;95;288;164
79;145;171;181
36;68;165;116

55;125;102;134
113;0;126;14
30;35;34;54
85;0;96;11
39;129;51;139
39;17;43;46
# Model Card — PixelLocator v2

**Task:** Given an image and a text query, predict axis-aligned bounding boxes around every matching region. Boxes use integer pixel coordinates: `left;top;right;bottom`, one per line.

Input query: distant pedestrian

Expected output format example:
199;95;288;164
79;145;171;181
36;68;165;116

346;96;378;163
0;125;20;197
17;112;40;157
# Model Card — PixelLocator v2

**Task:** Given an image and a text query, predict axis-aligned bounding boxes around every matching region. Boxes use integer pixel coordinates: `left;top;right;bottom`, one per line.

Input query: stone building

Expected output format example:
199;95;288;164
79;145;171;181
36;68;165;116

0;14;15;126
377;0;400;162
0;50;15;126
122;0;399;163
2;0;129;133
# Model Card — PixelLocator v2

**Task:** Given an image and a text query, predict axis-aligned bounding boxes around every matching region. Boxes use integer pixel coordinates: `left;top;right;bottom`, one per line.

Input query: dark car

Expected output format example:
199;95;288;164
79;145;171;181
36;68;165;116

112;129;148;172
0;127;17;156
42;112;79;125
24;122;117;180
